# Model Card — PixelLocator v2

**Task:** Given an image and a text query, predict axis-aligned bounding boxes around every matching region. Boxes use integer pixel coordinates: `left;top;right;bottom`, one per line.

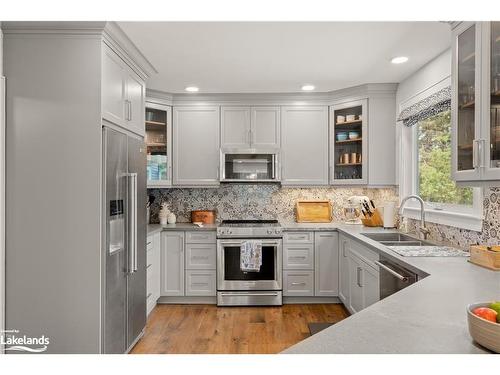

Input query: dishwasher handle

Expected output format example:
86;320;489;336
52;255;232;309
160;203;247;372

375;260;409;282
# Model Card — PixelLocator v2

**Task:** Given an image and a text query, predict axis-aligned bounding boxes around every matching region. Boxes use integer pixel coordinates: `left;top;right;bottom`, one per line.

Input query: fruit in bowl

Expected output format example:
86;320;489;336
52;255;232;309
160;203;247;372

467;301;500;353
473;306;498;323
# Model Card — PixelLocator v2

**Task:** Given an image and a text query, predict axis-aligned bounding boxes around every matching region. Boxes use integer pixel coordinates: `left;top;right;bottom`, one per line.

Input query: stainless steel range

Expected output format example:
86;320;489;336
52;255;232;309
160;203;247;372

217;220;283;306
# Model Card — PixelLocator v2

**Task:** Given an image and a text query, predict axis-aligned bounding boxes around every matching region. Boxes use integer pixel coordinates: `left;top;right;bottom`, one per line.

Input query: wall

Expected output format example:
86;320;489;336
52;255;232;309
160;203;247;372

148;185;398;224
397;48;500;249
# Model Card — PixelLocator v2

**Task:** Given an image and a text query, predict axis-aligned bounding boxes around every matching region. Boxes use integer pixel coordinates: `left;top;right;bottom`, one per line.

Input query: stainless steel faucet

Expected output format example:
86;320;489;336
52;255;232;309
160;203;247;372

398;195;431;240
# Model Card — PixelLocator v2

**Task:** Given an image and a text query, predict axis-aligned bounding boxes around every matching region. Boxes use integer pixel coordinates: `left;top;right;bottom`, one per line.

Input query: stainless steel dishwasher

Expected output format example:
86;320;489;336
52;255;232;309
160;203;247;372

375;257;419;299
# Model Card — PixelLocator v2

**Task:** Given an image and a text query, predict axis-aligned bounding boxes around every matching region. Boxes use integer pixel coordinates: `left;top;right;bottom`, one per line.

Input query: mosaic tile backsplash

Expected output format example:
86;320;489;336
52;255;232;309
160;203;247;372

148;185;500;250
406;187;500;249
148;185;398;224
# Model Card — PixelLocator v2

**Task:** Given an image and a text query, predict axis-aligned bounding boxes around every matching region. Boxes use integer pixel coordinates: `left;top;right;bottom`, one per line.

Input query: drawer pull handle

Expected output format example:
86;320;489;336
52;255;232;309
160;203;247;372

191;282;209;286
147;292;153;299
146;264;153;269
147;241;152;246
289;256;307;259
291;282;306;286
192;255;210;260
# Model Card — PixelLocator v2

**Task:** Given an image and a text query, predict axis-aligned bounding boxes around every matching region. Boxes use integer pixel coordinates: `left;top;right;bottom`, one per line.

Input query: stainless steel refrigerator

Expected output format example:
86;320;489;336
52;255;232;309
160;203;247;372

102;126;147;353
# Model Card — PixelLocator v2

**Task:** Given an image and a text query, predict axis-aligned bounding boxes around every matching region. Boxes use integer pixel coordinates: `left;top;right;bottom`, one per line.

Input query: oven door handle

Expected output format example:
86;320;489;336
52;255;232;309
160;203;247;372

374;261;409;282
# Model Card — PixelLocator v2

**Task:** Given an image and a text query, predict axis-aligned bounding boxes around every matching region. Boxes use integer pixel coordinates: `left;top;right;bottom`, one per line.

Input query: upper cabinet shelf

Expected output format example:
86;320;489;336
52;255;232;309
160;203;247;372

146;103;172;188
452;21;500;184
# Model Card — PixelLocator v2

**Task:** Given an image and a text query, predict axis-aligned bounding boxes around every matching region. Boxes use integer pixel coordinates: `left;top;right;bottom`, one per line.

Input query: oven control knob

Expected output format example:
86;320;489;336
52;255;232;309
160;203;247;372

228;230;233;234
267;229;273;234
275;230;281;234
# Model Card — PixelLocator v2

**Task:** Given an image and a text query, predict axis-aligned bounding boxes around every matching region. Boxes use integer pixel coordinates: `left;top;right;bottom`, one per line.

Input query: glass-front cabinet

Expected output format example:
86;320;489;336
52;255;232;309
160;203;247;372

330;99;368;185
145;102;172;187
452;21;500;183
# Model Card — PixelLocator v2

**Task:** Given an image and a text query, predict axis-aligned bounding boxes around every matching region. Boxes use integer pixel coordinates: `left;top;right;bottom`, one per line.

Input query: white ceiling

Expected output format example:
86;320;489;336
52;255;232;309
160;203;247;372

118;22;451;94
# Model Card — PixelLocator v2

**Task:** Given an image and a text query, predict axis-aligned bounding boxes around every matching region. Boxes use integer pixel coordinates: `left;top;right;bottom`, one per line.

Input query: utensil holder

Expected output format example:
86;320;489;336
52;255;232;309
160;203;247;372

361;208;384;227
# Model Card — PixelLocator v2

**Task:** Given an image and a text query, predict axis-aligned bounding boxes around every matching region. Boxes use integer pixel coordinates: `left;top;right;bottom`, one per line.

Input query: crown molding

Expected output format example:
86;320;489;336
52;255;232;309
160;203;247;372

1;21;157;80
147;83;397;107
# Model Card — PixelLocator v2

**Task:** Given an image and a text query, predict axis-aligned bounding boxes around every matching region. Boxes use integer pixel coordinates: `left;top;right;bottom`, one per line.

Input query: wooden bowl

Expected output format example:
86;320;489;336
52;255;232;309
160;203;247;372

467;302;500;353
191;210;216;224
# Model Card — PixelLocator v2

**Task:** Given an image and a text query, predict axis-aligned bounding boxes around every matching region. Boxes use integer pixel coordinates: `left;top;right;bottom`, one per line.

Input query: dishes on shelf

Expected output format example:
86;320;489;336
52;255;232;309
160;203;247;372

346;114;356;122
348;131;360;140
337;115;346;123
336;132;348;141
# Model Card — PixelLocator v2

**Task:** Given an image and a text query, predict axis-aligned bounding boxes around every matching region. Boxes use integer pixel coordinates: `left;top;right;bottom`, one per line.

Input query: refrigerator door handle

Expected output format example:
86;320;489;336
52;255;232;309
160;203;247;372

125;172;138;273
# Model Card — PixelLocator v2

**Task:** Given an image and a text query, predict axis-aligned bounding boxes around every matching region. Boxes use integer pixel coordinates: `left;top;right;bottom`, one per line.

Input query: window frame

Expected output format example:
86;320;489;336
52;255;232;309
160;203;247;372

399;80;483;232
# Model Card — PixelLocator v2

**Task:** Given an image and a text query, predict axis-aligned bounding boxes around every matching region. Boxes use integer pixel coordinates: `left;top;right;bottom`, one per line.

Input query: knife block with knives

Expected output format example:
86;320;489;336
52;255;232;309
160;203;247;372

360;199;383;227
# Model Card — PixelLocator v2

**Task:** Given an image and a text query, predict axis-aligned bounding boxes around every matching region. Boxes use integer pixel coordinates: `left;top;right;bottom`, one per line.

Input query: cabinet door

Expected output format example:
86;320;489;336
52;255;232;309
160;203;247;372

452;22;482;181
221;107;251;148
126;70;146;136
483;21;500;180
146;102;172;188
173;107;220;186
160;231;185;296
281;106;329;185
330;100;368;185
314;232;339;296
251;107;280;148
338;236;350;304
347;252;363;314
102;46;126;126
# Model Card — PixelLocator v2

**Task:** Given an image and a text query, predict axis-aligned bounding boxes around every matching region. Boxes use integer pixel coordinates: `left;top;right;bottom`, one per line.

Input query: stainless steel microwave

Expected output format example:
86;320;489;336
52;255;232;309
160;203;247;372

220;149;280;183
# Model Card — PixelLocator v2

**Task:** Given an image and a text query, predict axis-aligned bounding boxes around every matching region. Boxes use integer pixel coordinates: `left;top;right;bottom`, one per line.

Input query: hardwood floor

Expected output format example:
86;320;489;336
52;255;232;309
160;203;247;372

131;304;349;354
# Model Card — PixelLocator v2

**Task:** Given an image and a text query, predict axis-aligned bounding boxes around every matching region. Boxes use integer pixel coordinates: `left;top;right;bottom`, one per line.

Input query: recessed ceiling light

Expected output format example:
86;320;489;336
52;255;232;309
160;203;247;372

185;86;199;92
391;56;409;64
301;85;315;91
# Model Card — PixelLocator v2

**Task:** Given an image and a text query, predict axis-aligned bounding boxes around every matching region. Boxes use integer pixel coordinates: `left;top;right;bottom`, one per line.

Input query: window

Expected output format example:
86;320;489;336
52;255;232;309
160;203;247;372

416;110;473;207
400;101;483;232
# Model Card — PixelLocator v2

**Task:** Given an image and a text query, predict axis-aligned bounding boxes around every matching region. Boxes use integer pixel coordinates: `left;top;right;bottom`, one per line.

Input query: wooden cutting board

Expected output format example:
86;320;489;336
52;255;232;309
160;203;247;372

295;200;333;223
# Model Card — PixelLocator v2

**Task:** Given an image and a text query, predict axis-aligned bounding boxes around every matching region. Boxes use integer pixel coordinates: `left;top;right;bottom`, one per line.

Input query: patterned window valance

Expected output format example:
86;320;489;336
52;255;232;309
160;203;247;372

398;86;451;127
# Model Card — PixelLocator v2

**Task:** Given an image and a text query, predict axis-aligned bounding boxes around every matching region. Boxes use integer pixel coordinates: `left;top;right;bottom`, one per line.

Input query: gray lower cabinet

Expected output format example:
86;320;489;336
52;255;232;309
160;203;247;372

314;232;339;296
338;234;350;304
185;231;216;296
283;271;314;296
146;232;161;316
172;106;220;186
280;106;329;186
344;238;380;314
160;231;185;296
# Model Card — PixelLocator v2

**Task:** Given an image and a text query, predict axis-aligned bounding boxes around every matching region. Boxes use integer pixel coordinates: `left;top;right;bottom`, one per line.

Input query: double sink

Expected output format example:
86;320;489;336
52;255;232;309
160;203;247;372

361;232;434;247
361;232;469;257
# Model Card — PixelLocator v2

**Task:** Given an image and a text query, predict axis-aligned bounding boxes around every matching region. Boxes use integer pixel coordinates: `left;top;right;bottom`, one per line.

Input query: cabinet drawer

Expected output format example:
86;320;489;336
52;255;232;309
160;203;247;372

283;271;314;296
185;270;216;296
283;244;314;269
185;231;216;244
284;232;314;244
185;244;216;270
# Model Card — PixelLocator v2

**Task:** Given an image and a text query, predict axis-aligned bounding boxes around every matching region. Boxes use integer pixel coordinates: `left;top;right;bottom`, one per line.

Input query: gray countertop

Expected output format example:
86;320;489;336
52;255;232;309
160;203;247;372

147;223;217;236
147;221;500;353
283;223;500;354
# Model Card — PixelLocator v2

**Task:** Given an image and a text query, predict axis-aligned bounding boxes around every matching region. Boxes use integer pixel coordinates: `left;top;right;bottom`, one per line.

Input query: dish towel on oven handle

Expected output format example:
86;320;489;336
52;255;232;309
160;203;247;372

240;240;263;272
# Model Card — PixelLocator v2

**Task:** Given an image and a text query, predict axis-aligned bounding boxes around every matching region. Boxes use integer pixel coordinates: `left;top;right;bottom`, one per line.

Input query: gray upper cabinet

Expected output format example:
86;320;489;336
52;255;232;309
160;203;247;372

251;107;280;149
221;106;280;149
314;232;339;297
102;45;126;126
452;21;500;183
173;106;221;186
281;106;329;186
102;44;146;136
221;107;251;148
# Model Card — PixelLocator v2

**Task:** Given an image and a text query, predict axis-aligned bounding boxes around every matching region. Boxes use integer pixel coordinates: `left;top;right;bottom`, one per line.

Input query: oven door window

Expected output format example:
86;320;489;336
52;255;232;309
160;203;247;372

223;246;276;280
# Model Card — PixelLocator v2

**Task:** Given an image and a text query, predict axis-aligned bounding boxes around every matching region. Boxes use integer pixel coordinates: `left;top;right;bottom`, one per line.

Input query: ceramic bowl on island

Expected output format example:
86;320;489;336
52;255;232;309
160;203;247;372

467;302;500;353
